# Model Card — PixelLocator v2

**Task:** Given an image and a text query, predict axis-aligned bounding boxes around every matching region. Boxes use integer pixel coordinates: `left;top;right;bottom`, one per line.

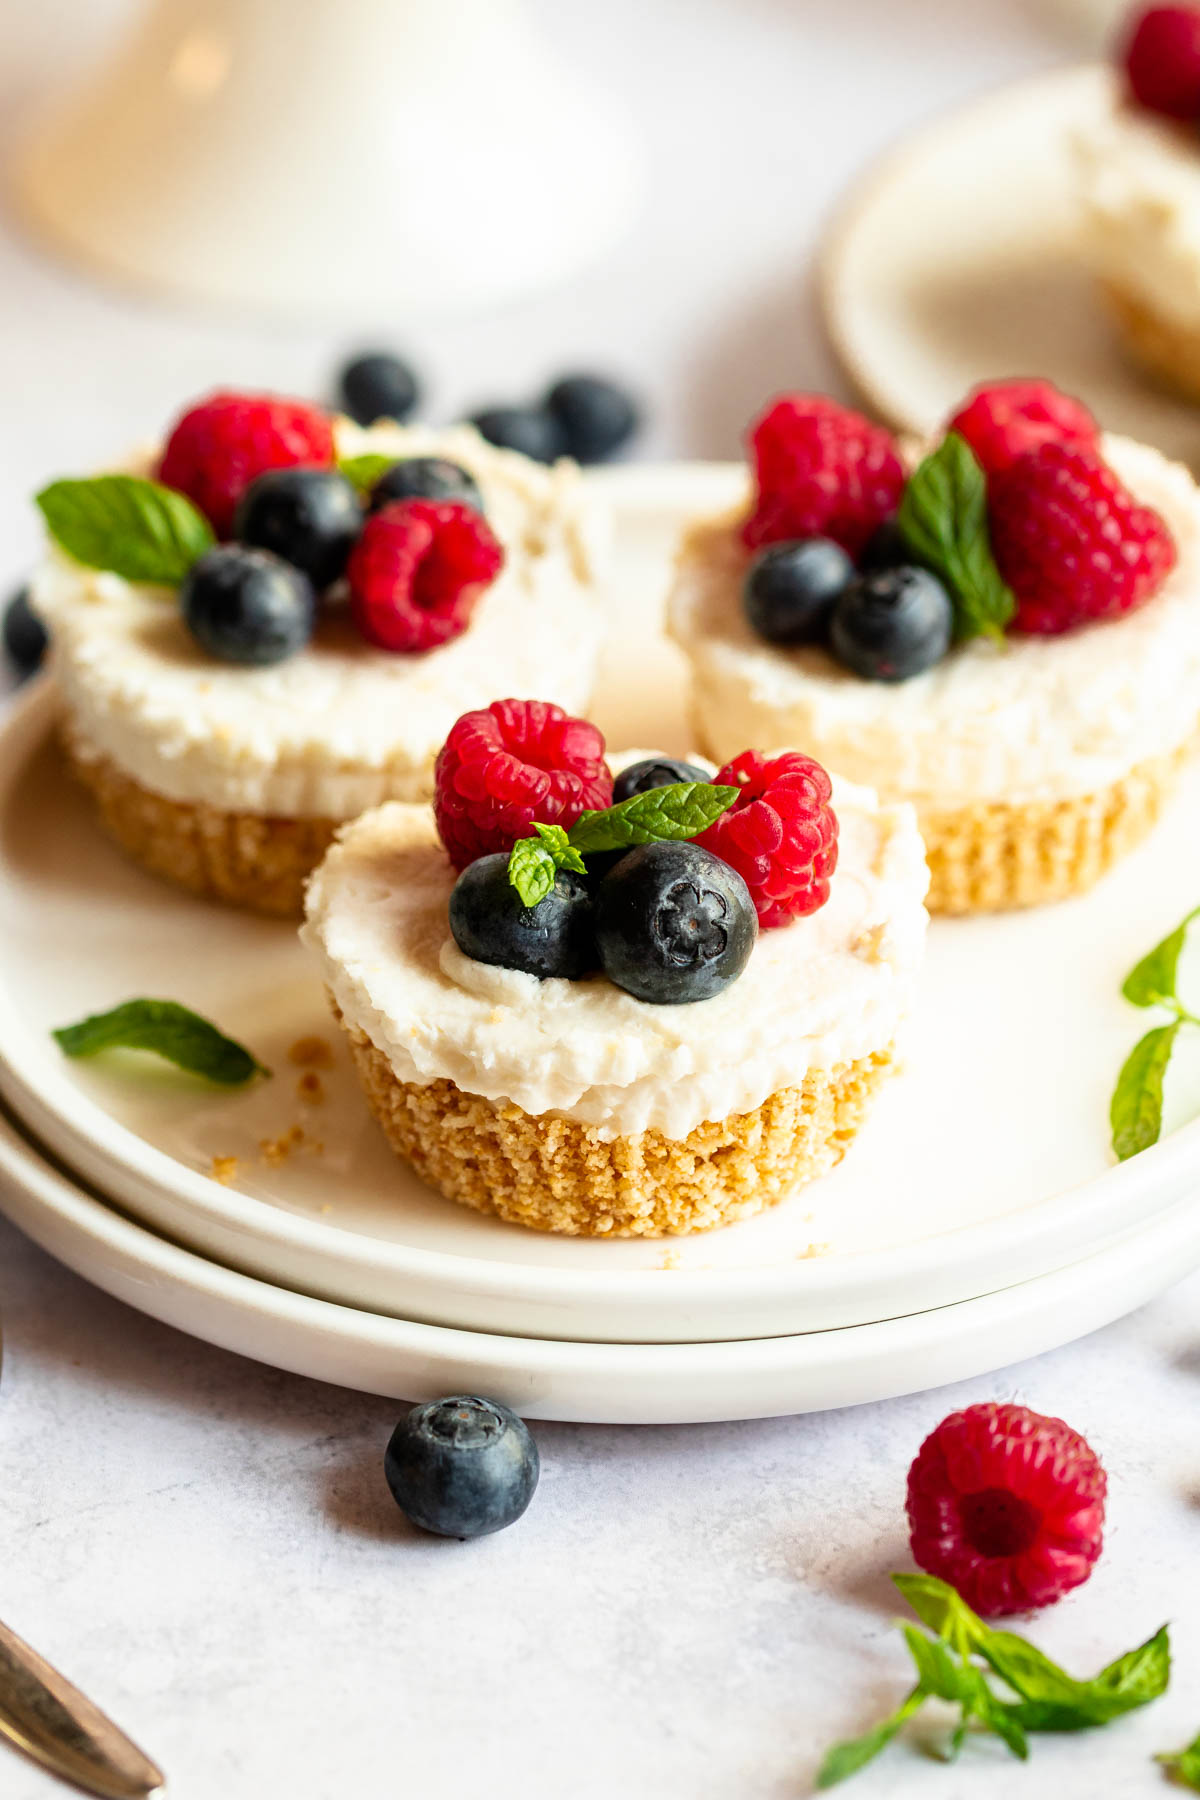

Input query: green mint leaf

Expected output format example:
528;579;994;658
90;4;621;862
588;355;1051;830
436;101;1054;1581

901;1625;1028;1763
1085;1625;1171;1718
896;432;1015;642
1123;908;1200;1008
901;1625;966;1704
533;822;586;875
53;1000;267;1085
1111;1021;1181;1161
567;782;738;857
1158;1728;1200;1790
507;837;558;909
892;1574;982;1659
337;453;395;495
815;1688;925;1790
36;475;214;585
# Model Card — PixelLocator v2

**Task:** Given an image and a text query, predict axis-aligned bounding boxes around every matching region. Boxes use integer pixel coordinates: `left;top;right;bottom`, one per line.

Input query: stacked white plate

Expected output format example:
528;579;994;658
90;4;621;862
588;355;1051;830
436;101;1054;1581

4;466;1200;1422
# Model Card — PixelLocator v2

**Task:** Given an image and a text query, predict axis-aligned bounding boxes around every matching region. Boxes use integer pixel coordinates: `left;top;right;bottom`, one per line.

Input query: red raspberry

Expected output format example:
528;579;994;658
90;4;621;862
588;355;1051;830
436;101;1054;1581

948;378;1097;476
742;395;905;559
1121;5;1200;120
348;500;503;654
695;750;838;929
989;441;1176;635
158;390;335;537
434;699;612;871
907;1402;1106;1617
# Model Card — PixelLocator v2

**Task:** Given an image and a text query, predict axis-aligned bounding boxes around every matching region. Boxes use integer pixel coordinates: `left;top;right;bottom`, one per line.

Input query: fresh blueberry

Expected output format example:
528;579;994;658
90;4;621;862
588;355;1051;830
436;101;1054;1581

612;757;711;805
544;374;639;464
858;517;912;573
234;467;362;590
830;566;954;682
449;853;596;979
385;1395;539;1539
338;351;421;426
743;538;853;646
181;547;316;666
468;406;565;465
3;588;47;681
595;841;757;1004
368;457;483;515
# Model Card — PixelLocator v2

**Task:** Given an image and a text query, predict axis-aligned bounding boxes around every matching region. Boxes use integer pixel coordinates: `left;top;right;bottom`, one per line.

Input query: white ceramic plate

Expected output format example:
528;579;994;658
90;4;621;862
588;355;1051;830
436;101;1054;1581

821;66;1200;467
7;464;1200;1345
6;1096;1200;1423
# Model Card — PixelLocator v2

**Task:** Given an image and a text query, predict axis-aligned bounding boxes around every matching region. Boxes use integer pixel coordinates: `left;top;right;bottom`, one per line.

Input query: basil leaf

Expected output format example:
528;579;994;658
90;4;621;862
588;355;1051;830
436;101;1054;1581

1111;1021;1180;1161
37;475;214;585
1158;1729;1200;1791
1123;907;1200;1008
338;453;395;496
896;432;1015;642
53;1000;267;1085
816;1688;924;1789
533;821;585;874
507;837;558;909
567;783;738;856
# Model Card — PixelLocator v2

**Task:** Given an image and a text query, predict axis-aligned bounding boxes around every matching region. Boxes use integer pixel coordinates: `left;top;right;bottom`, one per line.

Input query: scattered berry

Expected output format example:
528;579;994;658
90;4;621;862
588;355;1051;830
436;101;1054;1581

234;467;361;589
858;517;912;573
595;841;757;1004
696;750;839;928
743;537;853;645
181;546;316;665
369;457;483;515
612;756;711;804
4;588;47;681
544;374;639;464
347;500;503;654
434;699;612;872
469;406;565;465
158;391;335;538
948;378;1098;477
907;1402;1107;1617
989;442;1176;635
385;1395;539;1539
338;351;421;426
743;394;905;559
830;567;954;681
1121;5;1200;120
449;854;596;979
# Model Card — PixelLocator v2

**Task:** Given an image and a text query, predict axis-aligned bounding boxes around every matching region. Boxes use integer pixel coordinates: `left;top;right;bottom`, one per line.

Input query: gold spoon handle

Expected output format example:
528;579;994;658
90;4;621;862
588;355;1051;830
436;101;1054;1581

0;1615;164;1798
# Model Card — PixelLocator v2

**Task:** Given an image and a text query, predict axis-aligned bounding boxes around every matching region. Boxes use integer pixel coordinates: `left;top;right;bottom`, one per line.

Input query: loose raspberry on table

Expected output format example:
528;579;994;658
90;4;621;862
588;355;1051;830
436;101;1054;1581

948;378;1097;477
348;500;503;654
906;1402;1106;1617
158;390;335;538
434;699;612;871
695;749;838;928
1121;5;1200;121
742;395;905;560
989;441;1176;635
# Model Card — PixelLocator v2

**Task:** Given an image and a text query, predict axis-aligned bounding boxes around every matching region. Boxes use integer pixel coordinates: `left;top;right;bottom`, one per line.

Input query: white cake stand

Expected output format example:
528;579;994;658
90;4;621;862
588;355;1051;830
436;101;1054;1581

15;0;640;317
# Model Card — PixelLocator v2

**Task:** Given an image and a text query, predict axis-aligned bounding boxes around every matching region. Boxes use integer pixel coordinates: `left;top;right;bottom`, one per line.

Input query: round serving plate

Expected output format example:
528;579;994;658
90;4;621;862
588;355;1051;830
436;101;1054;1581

820;65;1200;469
6;464;1200;1348
5;1097;1200;1423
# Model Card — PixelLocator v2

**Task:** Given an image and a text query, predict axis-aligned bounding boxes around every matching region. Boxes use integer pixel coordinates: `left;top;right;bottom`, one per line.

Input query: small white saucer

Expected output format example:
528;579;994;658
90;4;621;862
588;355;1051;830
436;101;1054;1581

821;65;1200;466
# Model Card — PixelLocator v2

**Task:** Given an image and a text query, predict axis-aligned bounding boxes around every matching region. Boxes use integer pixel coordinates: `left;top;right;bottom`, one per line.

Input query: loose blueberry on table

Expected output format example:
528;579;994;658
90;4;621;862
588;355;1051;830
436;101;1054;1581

4;587;47;681
384;1395;539;1539
337;349;421;427
543;373;640;464
468;404;566;466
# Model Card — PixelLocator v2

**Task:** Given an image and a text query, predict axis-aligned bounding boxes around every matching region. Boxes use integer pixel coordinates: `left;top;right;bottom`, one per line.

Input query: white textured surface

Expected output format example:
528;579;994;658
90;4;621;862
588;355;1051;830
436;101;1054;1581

3;3;1195;1798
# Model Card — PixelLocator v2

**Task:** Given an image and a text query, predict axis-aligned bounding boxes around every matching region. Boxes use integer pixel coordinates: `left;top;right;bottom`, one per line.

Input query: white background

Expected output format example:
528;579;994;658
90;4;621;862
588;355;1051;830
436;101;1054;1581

4;3;1200;1797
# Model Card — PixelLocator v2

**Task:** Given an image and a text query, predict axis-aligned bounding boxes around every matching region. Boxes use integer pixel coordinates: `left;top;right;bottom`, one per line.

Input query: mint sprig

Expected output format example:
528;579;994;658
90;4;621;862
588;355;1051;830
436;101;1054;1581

338;453;396;496
896;432;1015;642
505;782;738;907
1110;906;1200;1160
1158;1727;1200;1790
36;475;215;586
53;999;268;1085
817;1574;1169;1788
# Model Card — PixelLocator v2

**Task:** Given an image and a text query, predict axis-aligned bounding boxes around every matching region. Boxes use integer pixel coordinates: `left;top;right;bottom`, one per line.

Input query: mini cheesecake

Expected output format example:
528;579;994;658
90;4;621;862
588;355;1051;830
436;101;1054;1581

301;753;929;1238
669;408;1200;915
33;420;604;917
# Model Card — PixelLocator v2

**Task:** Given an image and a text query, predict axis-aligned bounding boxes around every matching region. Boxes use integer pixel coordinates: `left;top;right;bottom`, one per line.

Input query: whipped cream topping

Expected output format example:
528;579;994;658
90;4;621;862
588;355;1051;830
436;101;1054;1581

301;762;929;1142
667;434;1200;811
32;423;605;819
1075;85;1200;329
